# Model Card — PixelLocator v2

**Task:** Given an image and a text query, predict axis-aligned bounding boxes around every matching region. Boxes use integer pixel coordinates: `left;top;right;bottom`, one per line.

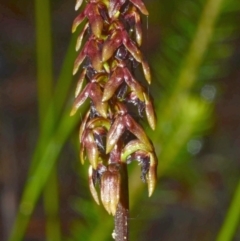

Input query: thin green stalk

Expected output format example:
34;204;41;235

216;180;240;241
35;0;53;129
35;0;61;240
43;169;61;241
29;34;78;174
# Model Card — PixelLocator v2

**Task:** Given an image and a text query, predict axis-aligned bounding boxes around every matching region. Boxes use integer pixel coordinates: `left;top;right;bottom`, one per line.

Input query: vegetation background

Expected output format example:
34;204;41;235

0;0;239;240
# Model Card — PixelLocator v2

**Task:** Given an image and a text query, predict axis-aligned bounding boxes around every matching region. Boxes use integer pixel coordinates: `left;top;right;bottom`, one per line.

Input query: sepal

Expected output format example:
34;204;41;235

75;0;84;11
143;93;156;130
100;164;121;215
88;166;100;204
130;0;149;15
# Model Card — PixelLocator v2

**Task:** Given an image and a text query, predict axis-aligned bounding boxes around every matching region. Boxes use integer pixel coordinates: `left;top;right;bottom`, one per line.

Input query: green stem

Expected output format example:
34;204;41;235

43;169;61;241
35;0;53;130
216;180;240;241
35;0;61;240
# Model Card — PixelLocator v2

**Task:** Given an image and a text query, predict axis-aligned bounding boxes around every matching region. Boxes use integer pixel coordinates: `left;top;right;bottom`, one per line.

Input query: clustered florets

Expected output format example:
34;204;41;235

71;0;158;215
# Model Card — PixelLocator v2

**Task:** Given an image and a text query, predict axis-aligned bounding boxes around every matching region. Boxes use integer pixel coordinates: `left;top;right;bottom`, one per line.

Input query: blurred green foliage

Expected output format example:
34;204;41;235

8;0;240;240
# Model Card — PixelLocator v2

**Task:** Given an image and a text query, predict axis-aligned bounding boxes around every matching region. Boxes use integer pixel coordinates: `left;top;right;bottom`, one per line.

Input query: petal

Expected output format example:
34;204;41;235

142;59;151;84
124;114;152;151
110;141;123;163
102;67;124;101
100;167;120;215
76;22;89;51
89;83;108;118
75;0;84;11
73;42;88;75
102;31;123;62
123;68;144;101
109;0;126;17
135;13;142;46
130;0;149;15
143;93;156;130
75;68;87;97
88;117;111;130
147;153;158;196
121;139;150;161
70;83;91;116
86;4;104;38
87;40;102;71
123;31;142;62
79;110;90;142
88;166;100;204
106;116;125;153
72;12;85;33
85;130;99;169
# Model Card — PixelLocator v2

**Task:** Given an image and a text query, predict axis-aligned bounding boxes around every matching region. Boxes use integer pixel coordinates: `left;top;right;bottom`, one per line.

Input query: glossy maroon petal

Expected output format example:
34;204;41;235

123;68;144;101
124;114;152;151
84;130;99;169
122;31;142;62
86;4;104;38
71;83;91;115
109;141;123;163
102;31;123;62
130;0;149;15
72;11;85;33
89;83;108;118
109;0;126;17
86;39;102;71
125;8;142;46
75;68;87;97
73;40;89;75
106;116;125;153
102;67;124;101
